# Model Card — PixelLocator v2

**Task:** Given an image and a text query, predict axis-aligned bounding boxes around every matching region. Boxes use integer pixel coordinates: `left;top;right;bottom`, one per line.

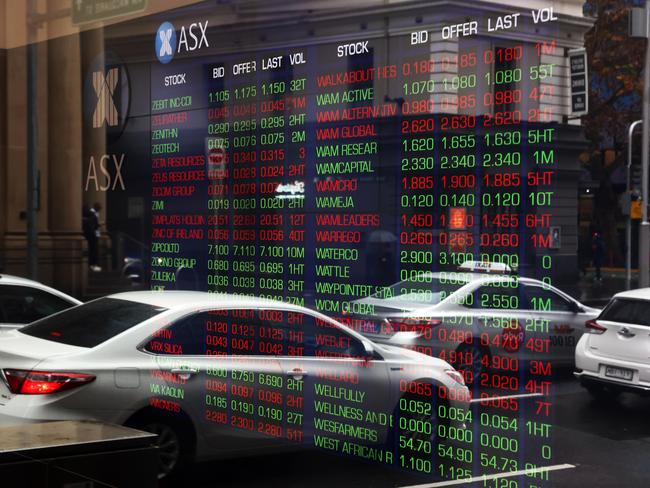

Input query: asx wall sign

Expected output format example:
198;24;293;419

83;52;131;193
92;67;119;128
155;20;209;64
83;52;130;144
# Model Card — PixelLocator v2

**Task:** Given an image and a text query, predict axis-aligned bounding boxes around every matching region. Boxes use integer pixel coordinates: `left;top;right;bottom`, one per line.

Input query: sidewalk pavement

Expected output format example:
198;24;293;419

564;267;641;308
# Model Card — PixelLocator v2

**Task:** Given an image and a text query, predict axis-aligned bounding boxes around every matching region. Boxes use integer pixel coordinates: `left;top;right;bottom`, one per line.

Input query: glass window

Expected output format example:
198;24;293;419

145;309;263;356
20;298;166;348
145;308;367;359
371;272;472;309
145;311;212;356
273;312;367;359
0;285;76;324
599;299;650;327
311;320;368;359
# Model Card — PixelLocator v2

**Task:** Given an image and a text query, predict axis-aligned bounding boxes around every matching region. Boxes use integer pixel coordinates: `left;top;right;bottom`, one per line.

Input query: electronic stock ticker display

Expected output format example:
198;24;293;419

122;4;571;485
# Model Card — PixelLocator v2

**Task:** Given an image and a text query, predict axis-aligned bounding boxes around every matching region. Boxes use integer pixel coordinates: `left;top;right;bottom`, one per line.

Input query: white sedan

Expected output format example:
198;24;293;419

351;267;599;384
0;291;469;477
0;274;81;329
575;288;650;399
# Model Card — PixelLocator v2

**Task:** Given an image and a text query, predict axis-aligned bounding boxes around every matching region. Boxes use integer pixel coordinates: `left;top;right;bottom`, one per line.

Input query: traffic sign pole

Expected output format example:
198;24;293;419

640;3;650;288
628;120;643;289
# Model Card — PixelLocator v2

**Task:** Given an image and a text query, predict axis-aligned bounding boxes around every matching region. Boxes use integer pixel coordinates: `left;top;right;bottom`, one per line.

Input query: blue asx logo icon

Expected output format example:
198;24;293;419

155;22;176;64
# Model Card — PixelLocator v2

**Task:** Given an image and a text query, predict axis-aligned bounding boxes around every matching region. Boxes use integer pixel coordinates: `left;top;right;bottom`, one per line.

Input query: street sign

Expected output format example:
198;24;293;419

568;48;588;116
72;0;147;25
629;7;648;38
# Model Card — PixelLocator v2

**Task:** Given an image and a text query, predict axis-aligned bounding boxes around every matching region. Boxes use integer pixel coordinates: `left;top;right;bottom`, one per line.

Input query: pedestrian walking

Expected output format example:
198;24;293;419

591;231;605;282
83;202;102;272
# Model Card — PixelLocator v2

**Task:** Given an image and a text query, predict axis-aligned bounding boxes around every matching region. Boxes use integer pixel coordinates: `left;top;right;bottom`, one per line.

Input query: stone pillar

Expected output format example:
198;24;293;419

0;48;6;271
5;45;27;235
81;29;106;211
47;33;85;296
2;1;52;282
81;27;110;271
0;0;4;271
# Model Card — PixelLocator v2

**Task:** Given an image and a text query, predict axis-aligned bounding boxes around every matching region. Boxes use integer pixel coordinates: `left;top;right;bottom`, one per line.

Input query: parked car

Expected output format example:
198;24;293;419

0;274;81;329
575;288;650;399
0;291;469;478
350;262;600;384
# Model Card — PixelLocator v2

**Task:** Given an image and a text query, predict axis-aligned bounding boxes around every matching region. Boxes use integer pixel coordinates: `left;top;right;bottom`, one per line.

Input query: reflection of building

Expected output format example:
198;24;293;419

0;0;203;296
0;0;592;296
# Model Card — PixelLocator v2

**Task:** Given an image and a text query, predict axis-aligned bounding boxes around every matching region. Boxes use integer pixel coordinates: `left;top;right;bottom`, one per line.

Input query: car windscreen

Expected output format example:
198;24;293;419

19;297;167;347
371;272;472;307
599;298;650;327
0;284;76;324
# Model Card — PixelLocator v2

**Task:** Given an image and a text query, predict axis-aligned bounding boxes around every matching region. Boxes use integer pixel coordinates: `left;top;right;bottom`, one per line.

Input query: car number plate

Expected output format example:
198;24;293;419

605;366;634;381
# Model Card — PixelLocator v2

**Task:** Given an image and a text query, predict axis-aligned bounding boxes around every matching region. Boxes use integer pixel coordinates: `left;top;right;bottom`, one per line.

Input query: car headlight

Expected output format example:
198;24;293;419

445;369;465;386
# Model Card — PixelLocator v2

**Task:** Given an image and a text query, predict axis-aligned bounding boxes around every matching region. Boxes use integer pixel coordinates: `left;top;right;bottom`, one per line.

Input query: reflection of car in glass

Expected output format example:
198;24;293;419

575;289;650;399
0;274;81;329
0;292;469;478
350;264;599;384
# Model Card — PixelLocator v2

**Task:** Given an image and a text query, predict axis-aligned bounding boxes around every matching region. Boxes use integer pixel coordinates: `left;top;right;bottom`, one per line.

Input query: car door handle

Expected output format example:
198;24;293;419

171;368;199;380
286;368;307;379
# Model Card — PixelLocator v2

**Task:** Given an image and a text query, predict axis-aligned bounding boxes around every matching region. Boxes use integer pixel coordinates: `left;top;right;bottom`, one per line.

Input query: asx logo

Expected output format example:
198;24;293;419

92;68;119;128
156;21;176;64
155;20;209;64
83;52;130;143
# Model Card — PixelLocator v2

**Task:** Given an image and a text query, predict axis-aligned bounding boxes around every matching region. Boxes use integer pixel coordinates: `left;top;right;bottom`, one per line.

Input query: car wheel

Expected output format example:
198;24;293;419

456;342;489;386
585;383;621;402
129;417;192;479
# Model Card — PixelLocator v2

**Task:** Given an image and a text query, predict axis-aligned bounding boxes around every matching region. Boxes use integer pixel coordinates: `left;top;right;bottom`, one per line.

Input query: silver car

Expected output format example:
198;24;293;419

0;291;469;477
0;274;81;329
351;268;599;384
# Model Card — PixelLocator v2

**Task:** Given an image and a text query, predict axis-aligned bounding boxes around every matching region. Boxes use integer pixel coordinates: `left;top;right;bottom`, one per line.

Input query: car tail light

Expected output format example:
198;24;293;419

445;369;465;386
585;319;606;335
1;369;95;395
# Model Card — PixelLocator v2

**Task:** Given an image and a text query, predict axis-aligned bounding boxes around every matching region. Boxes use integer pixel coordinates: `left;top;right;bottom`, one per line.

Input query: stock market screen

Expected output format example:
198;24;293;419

95;1;589;485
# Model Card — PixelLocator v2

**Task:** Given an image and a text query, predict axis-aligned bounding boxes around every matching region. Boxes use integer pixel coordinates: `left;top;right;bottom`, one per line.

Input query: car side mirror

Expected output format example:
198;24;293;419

569;301;584;314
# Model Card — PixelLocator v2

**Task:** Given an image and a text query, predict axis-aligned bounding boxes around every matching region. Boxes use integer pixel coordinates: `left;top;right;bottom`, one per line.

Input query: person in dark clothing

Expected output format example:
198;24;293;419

591;231;605;282
83;203;102;272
